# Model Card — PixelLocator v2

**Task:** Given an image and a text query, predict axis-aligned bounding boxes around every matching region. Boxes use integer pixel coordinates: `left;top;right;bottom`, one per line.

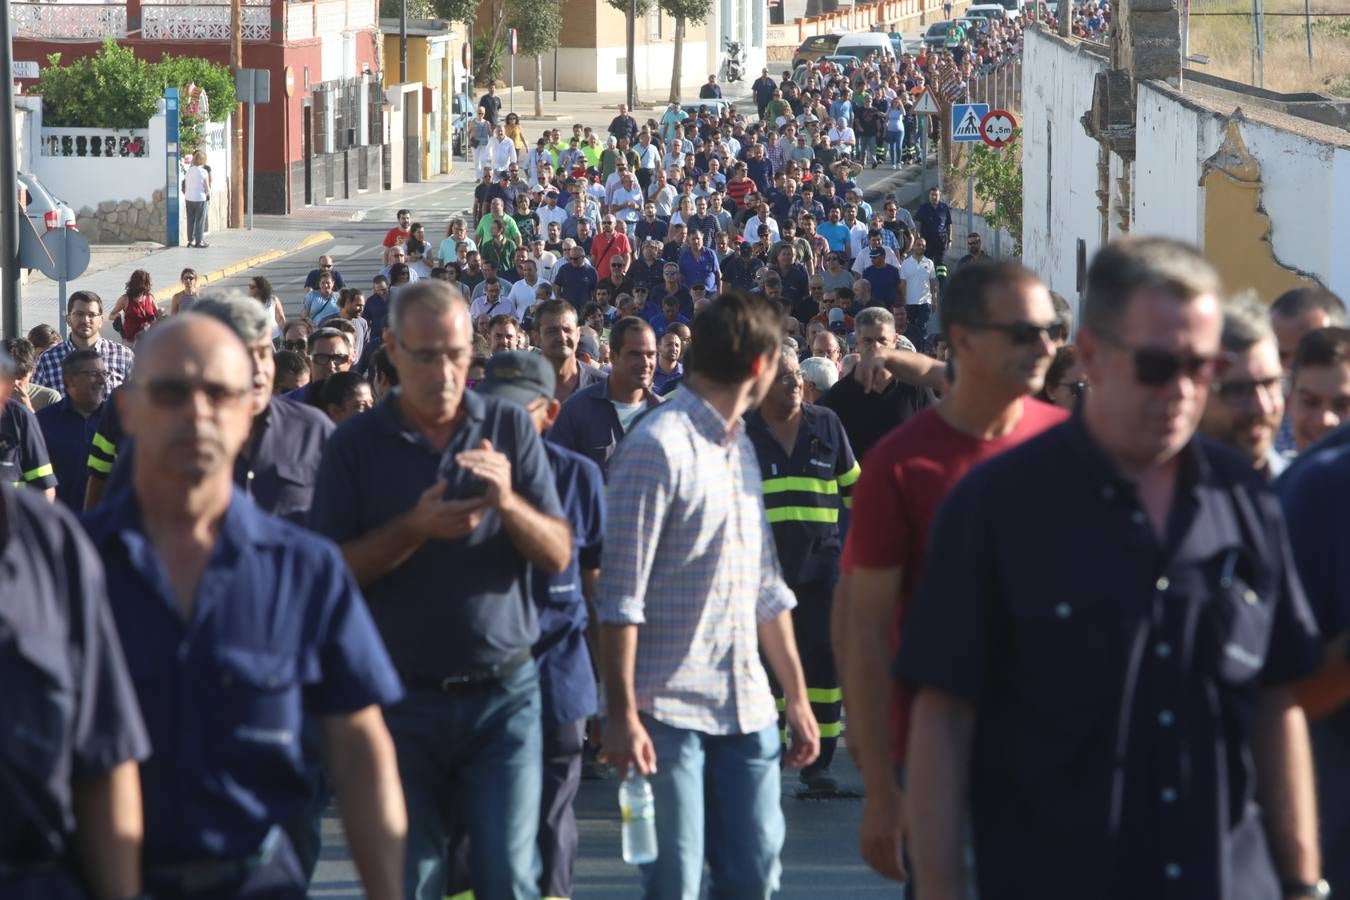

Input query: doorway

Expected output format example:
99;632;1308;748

302;101;314;206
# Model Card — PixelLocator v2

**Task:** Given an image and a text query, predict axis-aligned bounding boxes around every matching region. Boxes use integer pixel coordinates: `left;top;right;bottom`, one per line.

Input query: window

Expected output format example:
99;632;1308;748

648;6;663;40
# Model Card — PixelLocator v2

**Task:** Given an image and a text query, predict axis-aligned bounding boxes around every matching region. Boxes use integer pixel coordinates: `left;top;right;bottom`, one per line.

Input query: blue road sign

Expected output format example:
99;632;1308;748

165;87;180;246
951;103;989;143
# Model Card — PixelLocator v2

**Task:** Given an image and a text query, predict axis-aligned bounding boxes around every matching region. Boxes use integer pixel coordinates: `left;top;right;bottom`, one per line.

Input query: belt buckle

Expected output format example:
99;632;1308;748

439;673;474;690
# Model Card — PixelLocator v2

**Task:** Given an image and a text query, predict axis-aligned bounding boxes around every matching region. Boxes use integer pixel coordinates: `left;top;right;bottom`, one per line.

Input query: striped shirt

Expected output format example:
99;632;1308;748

596;386;797;736
34;337;135;395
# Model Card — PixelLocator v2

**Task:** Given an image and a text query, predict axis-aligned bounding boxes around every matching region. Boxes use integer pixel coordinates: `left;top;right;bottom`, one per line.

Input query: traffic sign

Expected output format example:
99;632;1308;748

979;108;1017;148
508;28;518;55
951;103;988;143
13;61;39;79
36;228;91;282
913;91;939;115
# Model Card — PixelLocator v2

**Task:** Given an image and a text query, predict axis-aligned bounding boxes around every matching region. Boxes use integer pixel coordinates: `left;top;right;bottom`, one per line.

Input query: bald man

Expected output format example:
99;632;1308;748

304;254;347;291
81;315;407;900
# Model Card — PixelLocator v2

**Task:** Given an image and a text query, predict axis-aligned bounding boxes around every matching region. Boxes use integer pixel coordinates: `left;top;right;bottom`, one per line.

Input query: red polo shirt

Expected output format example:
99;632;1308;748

843;398;1068;763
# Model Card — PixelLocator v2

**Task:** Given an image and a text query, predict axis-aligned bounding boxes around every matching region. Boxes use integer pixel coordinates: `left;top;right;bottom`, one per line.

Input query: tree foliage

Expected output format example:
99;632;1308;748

431;0;478;23
32;41;233;130
947;129;1024;256
660;0;714;102
380;0;437;20
605;0;654;17
509;0;562;57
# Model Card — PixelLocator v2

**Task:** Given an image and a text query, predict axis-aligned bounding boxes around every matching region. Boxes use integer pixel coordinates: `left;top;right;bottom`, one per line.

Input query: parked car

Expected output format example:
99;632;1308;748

451;92;473;158
957;15;992;35
835;31;897;61
792;33;842;69
673;97;736;118
923;20;955;50
17;172;77;233
965;4;1012;22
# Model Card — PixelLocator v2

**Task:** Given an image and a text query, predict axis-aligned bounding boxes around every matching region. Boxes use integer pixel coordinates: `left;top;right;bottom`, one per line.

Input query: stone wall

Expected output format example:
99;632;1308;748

75;189;175;244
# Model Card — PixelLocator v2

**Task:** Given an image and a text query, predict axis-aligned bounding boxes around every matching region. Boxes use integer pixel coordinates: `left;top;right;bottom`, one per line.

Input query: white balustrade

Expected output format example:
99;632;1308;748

40;127;152;159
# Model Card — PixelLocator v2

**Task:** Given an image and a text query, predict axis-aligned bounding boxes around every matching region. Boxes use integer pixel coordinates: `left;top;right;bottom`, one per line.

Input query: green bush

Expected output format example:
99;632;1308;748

31;40;234;131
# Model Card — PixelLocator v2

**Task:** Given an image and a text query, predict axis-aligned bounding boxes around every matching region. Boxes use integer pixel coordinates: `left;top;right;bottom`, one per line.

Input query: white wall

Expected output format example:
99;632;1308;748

1020;29;1107;300
30;113;168;209
1135;81;1350;299
543;43;714;94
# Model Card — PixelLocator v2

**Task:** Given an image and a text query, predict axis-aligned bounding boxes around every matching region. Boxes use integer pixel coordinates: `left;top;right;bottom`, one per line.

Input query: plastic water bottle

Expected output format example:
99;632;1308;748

619;765;658;865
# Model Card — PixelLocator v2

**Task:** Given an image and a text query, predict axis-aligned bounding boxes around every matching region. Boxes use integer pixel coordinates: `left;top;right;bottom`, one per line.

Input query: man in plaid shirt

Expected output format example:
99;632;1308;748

598;290;820;900
33;290;135;394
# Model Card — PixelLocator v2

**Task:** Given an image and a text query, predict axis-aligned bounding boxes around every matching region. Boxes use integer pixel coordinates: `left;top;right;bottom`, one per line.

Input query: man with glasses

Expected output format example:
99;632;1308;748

836;261;1066;882
36;349;107;509
957;232;988;269
34;290;136;393
899;239;1324;900
286;327;354;410
747;347;859;795
1197;295;1287;479
379;246;421;284
304;254;347;291
589;216;632;282
311;281;571;900
554;245;599;311
83;312;406;900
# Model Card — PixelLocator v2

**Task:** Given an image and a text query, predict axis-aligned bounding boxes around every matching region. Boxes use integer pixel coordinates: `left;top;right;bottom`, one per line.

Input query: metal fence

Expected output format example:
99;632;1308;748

966;59;1023;114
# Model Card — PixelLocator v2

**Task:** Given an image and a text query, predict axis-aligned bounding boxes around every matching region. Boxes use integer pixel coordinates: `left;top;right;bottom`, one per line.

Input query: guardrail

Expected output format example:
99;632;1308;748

12;2;127;40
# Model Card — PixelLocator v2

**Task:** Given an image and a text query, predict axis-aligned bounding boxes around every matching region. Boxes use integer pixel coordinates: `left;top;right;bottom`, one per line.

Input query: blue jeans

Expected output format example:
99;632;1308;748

905;303;932;353
639;713;785;900
886;130;904;163
386;657;543;900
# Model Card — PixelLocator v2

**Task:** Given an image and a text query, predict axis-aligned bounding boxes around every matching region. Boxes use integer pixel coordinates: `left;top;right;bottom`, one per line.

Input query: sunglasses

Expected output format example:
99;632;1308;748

283;340;308;351
134;377;251;409
969;319;1067;346
312;352;351;366
1103;339;1221;387
1213;375;1282;404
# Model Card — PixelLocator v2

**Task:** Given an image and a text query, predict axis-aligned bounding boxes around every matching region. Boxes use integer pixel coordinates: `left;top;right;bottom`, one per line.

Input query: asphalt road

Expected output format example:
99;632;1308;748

216;152;919;900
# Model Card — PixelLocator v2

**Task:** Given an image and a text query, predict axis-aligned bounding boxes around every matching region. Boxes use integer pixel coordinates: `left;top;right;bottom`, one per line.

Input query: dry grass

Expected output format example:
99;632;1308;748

1186;0;1350;96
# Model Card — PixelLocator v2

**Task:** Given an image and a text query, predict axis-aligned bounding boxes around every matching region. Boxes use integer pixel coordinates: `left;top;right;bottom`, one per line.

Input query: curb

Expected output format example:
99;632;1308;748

197;231;334;287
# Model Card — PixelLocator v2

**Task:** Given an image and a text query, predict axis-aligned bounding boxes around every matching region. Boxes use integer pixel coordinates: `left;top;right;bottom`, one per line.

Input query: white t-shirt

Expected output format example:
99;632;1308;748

900;255;937;305
612;399;646;433
537;204;568;232
852;247;903;275
184;165;210;202
507;278;544;318
610;185;644;223
744;215;781;243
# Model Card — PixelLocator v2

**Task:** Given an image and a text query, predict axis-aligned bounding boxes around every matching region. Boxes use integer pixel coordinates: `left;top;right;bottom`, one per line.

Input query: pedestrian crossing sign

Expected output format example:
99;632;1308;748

951;103;989;143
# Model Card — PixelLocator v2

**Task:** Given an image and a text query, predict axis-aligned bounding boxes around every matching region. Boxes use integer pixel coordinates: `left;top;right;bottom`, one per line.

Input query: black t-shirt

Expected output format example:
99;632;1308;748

819;369;935;460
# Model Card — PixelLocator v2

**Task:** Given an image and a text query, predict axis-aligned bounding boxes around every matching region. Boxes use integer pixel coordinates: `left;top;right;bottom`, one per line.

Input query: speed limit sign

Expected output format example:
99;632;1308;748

979;109;1017;148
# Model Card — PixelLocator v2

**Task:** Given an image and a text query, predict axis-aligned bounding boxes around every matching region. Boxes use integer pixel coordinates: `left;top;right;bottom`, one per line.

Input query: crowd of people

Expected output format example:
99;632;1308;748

3;43;1348;900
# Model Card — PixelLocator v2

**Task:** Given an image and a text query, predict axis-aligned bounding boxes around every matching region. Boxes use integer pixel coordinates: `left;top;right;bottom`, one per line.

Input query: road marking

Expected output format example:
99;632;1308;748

327;244;364;258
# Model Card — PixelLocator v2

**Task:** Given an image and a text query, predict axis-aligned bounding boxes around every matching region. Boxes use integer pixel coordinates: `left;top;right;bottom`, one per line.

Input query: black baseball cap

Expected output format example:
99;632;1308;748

475;351;556;407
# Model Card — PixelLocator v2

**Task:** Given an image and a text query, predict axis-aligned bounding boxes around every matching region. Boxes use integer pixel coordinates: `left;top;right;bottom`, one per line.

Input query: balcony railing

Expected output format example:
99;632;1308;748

12;0;271;41
41;126;151;158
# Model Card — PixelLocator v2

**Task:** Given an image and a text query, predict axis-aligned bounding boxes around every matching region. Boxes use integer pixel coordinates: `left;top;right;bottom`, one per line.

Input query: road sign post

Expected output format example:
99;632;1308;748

508;29;517;116
235;68;272;230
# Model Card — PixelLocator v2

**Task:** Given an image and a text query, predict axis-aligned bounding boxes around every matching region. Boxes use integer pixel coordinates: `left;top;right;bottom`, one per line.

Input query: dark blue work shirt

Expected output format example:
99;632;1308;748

0;397;56;492
897;415;1322;900
235;396;334;526
36;397;103;511
82;489;402;864
1278;442;1350;894
913;200;953;243
533;442;604;729
0;482;149;860
547;379;663;480
311;390;565;674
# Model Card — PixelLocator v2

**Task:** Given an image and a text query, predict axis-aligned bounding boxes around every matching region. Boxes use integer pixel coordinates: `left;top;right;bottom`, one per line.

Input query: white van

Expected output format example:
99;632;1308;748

834;32;897;61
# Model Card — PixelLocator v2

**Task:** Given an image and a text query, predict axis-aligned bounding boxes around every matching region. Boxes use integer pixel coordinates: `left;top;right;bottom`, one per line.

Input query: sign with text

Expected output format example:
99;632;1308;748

979;108;1017;148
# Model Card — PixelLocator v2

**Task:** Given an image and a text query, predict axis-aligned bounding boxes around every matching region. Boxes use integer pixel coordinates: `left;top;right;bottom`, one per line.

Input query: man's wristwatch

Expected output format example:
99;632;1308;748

1283;879;1331;899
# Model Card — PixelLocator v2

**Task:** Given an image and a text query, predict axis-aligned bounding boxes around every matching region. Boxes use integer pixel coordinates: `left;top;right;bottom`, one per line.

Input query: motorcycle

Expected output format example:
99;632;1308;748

723;38;745;83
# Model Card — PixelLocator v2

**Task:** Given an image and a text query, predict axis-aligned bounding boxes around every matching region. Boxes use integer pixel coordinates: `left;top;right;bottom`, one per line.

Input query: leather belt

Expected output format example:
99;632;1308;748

401;648;533;692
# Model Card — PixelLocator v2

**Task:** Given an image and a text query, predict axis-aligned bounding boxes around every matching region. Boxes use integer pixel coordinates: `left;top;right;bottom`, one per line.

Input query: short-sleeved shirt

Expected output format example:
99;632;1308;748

1277;442;1350;893
862;262;901;307
533;442;605;729
553;262;599;310
843;400;1067;762
311;390;565;674
547;378;663;480
913;200;952;243
1;397;57;491
896;415;1322;900
746;403;859;588
82;488;401;864
36;397;103;510
0;482;150;858
236;397;334;526
596;387;797;736
819;370;935;461
33;337;135;394
677;246;720;292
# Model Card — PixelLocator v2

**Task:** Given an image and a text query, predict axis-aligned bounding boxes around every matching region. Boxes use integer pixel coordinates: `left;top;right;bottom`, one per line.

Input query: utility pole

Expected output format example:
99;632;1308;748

1;0;21;338
230;0;244;228
400;0;408;82
626;0;637;109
